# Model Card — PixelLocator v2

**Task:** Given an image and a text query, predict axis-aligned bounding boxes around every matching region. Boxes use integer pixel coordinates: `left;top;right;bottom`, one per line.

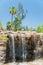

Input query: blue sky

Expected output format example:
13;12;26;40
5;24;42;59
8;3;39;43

0;0;43;28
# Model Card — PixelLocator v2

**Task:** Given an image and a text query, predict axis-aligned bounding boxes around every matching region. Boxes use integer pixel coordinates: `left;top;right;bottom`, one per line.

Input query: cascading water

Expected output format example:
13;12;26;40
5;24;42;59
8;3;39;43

5;33;43;64
21;34;27;61
9;34;15;62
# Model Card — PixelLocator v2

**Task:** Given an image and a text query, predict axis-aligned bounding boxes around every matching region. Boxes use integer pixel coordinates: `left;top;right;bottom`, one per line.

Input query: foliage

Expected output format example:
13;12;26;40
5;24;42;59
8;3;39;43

0;36;8;40
17;3;27;20
22;26;33;31
6;3;27;31
36;25;43;32
28;27;33;31
6;21;12;30
13;17;22;31
10;6;16;22
10;6;16;15
24;26;29;31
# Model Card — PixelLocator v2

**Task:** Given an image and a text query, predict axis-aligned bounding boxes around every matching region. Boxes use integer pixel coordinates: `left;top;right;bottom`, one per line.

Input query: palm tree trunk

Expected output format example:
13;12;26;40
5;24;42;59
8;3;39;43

10;14;13;30
11;14;13;22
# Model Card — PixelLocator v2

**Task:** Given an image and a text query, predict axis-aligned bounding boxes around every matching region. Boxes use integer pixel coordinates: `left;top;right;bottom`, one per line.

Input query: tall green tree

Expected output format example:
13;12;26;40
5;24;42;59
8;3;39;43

13;3;27;31
8;3;27;31
17;3;27;20
10;6;16;22
13;17;22;31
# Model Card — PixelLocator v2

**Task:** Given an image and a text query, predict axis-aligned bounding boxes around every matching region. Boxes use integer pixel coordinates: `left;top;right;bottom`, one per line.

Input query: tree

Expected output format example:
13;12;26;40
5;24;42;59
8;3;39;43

36;25;43;32
6;21;12;30
10;6;16;22
23;26;32;31
9;3;27;31
17;3;27;20
12;3;27;31
25;26;29;31
13;17;22;31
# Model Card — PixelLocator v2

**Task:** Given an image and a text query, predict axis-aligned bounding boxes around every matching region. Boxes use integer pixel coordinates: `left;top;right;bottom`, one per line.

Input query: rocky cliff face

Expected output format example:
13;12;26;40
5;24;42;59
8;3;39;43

0;40;7;63
0;31;7;63
0;31;43;63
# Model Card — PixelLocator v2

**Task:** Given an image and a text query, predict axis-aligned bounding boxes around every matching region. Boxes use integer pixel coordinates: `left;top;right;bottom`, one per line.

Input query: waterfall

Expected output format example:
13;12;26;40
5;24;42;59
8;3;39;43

21;34;26;61
9;34;15;62
5;33;43;63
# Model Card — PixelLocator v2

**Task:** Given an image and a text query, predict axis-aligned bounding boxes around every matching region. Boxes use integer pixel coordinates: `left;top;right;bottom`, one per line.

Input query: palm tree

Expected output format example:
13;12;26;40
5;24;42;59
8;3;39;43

10;6;16;22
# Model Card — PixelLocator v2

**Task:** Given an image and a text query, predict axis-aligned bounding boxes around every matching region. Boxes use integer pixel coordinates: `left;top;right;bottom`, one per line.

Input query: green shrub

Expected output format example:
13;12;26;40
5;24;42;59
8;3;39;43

0;36;8;40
